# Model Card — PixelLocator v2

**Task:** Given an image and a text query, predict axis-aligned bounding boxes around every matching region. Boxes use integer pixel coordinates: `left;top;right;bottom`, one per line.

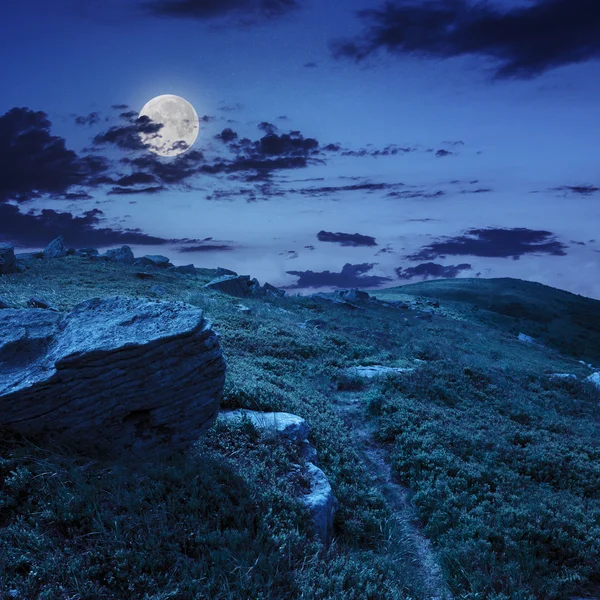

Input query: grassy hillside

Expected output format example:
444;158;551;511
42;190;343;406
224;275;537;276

373;277;600;367
1;257;599;600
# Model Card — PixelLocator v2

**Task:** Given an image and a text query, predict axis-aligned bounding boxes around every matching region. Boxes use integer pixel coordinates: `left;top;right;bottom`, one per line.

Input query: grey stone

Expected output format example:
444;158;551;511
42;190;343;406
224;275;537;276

585;372;600;391
217;409;310;444
27;297;59;311
263;282;286;298
0;297;226;463
105;246;135;264
334;289;370;302
301;462;338;548
42;236;67;259
0;244;17;274
345;365;416;379
134;255;173;269
203;275;265;299
15;251;43;260
167;264;197;275
215;267;238;277
548;373;578;381
234;304;252;314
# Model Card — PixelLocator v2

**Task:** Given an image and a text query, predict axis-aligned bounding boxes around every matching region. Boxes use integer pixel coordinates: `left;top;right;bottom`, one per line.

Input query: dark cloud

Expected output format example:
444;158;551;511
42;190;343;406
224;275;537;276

74;112;101;126
550;184;600;195
0;107;110;204
295;181;402;196
215;128;239;143
0;202;179;248
283;262;394;290
111;104;129;110
435;149;453;157
395;262;472;280
258;121;278;133
141;0;299;23
403;227;568;262
331;0;600;80
92;114;164;151
107;186;166;195
229;130;319;156
304;61;318;68
386;189;445;199
116;172;158;186
317;230;378;247
178;243;235;252
119;150;205;185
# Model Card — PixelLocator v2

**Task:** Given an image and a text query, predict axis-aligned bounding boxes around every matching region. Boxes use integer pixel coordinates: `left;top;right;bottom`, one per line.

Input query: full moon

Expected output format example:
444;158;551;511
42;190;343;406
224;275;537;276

138;94;199;157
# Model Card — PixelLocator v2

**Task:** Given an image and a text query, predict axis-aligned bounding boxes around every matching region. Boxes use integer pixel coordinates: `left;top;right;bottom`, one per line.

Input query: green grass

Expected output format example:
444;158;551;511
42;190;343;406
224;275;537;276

1;256;600;599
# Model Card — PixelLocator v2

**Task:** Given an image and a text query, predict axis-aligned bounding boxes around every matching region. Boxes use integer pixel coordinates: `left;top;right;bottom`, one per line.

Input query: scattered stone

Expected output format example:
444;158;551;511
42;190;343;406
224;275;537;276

105;246;135;264
15;251;43;260
42;236;67;259
0;297;226;463
585;372;600;392
216;409;337;547
167;264;197;276
215;267;238;277
302;462;338;549
517;332;544;347
263;282;286;298
548;373;578;381
134;255;173;269
27;297;59;311
334;288;370;303
0;244;17;274
345;365;416;380
203;275;265;299
234;304;252;314
298;318;327;330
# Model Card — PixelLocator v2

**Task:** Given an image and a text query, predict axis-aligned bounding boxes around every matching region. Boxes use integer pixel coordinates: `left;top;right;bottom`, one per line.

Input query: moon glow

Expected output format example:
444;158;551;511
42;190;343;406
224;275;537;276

138;94;199;157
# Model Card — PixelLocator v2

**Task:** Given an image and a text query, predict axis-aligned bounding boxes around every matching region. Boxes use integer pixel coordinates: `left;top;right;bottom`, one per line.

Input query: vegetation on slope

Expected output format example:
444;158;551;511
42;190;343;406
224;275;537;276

0;256;599;599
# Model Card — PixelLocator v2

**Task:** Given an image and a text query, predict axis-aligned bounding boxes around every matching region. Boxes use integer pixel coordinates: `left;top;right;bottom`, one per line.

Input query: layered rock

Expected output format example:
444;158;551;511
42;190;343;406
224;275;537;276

42;236;67;259
203;274;287;299
0;297;226;463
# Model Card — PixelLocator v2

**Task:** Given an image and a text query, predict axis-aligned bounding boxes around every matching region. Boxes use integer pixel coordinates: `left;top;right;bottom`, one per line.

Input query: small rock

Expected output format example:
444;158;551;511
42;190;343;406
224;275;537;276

42;236;67;259
217;410;310;444
134;255;173;269
263;282;286;297
203;275;265;299
235;304;252;314
585;372;600;391
74;247;99;257
345;365;416;379
105;246;135;264
27;298;59;311
166;264;197;275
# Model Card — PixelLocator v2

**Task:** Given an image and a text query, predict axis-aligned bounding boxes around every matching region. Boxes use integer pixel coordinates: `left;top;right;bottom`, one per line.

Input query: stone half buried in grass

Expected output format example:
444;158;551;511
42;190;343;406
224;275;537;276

0;296;226;464
216;409;337;548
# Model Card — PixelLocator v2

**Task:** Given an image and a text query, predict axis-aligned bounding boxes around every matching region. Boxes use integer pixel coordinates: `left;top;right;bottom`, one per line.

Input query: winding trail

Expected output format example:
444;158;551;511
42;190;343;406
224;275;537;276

331;389;454;600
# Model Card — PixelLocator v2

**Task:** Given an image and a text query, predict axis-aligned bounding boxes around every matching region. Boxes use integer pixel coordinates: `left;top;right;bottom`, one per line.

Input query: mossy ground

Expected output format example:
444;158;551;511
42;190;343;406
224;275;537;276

1;256;599;599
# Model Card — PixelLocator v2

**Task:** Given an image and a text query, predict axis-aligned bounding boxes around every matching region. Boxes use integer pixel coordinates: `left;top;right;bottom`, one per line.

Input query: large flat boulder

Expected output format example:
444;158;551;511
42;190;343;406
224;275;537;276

0;297;226;463
42;236;67;259
203;275;266;298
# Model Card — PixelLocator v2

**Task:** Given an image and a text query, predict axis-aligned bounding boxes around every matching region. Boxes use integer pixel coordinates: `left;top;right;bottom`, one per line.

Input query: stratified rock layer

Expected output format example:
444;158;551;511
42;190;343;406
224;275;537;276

0;296;226;462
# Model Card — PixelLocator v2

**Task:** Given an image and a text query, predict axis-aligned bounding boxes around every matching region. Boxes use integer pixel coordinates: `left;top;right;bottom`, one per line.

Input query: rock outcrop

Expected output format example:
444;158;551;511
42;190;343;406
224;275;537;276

0;297;226;463
216;409;337;547
134;255;173;269
42;236;67;259
0;243;18;274
167;264;197;276
203;275;286;299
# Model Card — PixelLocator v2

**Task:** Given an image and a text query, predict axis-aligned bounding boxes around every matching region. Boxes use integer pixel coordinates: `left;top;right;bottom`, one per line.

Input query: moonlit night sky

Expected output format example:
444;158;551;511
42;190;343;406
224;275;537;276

1;0;599;298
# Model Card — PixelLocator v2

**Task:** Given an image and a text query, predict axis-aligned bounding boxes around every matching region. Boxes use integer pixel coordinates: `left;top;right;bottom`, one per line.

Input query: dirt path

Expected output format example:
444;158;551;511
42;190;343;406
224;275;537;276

331;390;454;600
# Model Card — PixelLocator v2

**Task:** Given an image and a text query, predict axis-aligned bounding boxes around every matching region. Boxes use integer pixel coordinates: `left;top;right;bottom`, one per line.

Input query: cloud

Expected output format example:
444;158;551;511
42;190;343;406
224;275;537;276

92;114;164;151
283;262;394;290
331;0;600;80
435;149;453;157
304;61;318;68
395;261;472;280
74;112;101;126
550;184;600;195
317;230;378;247
0;202;187;248
0;107;110;204
403;227;568;261
258;121;278;133
107;186;166;195
215;128;239;143
142;0;299;24
178;243;235;252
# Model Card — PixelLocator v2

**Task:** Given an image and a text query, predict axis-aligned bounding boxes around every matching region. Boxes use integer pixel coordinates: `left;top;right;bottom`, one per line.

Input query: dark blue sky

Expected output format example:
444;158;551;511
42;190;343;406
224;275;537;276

1;0;599;298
